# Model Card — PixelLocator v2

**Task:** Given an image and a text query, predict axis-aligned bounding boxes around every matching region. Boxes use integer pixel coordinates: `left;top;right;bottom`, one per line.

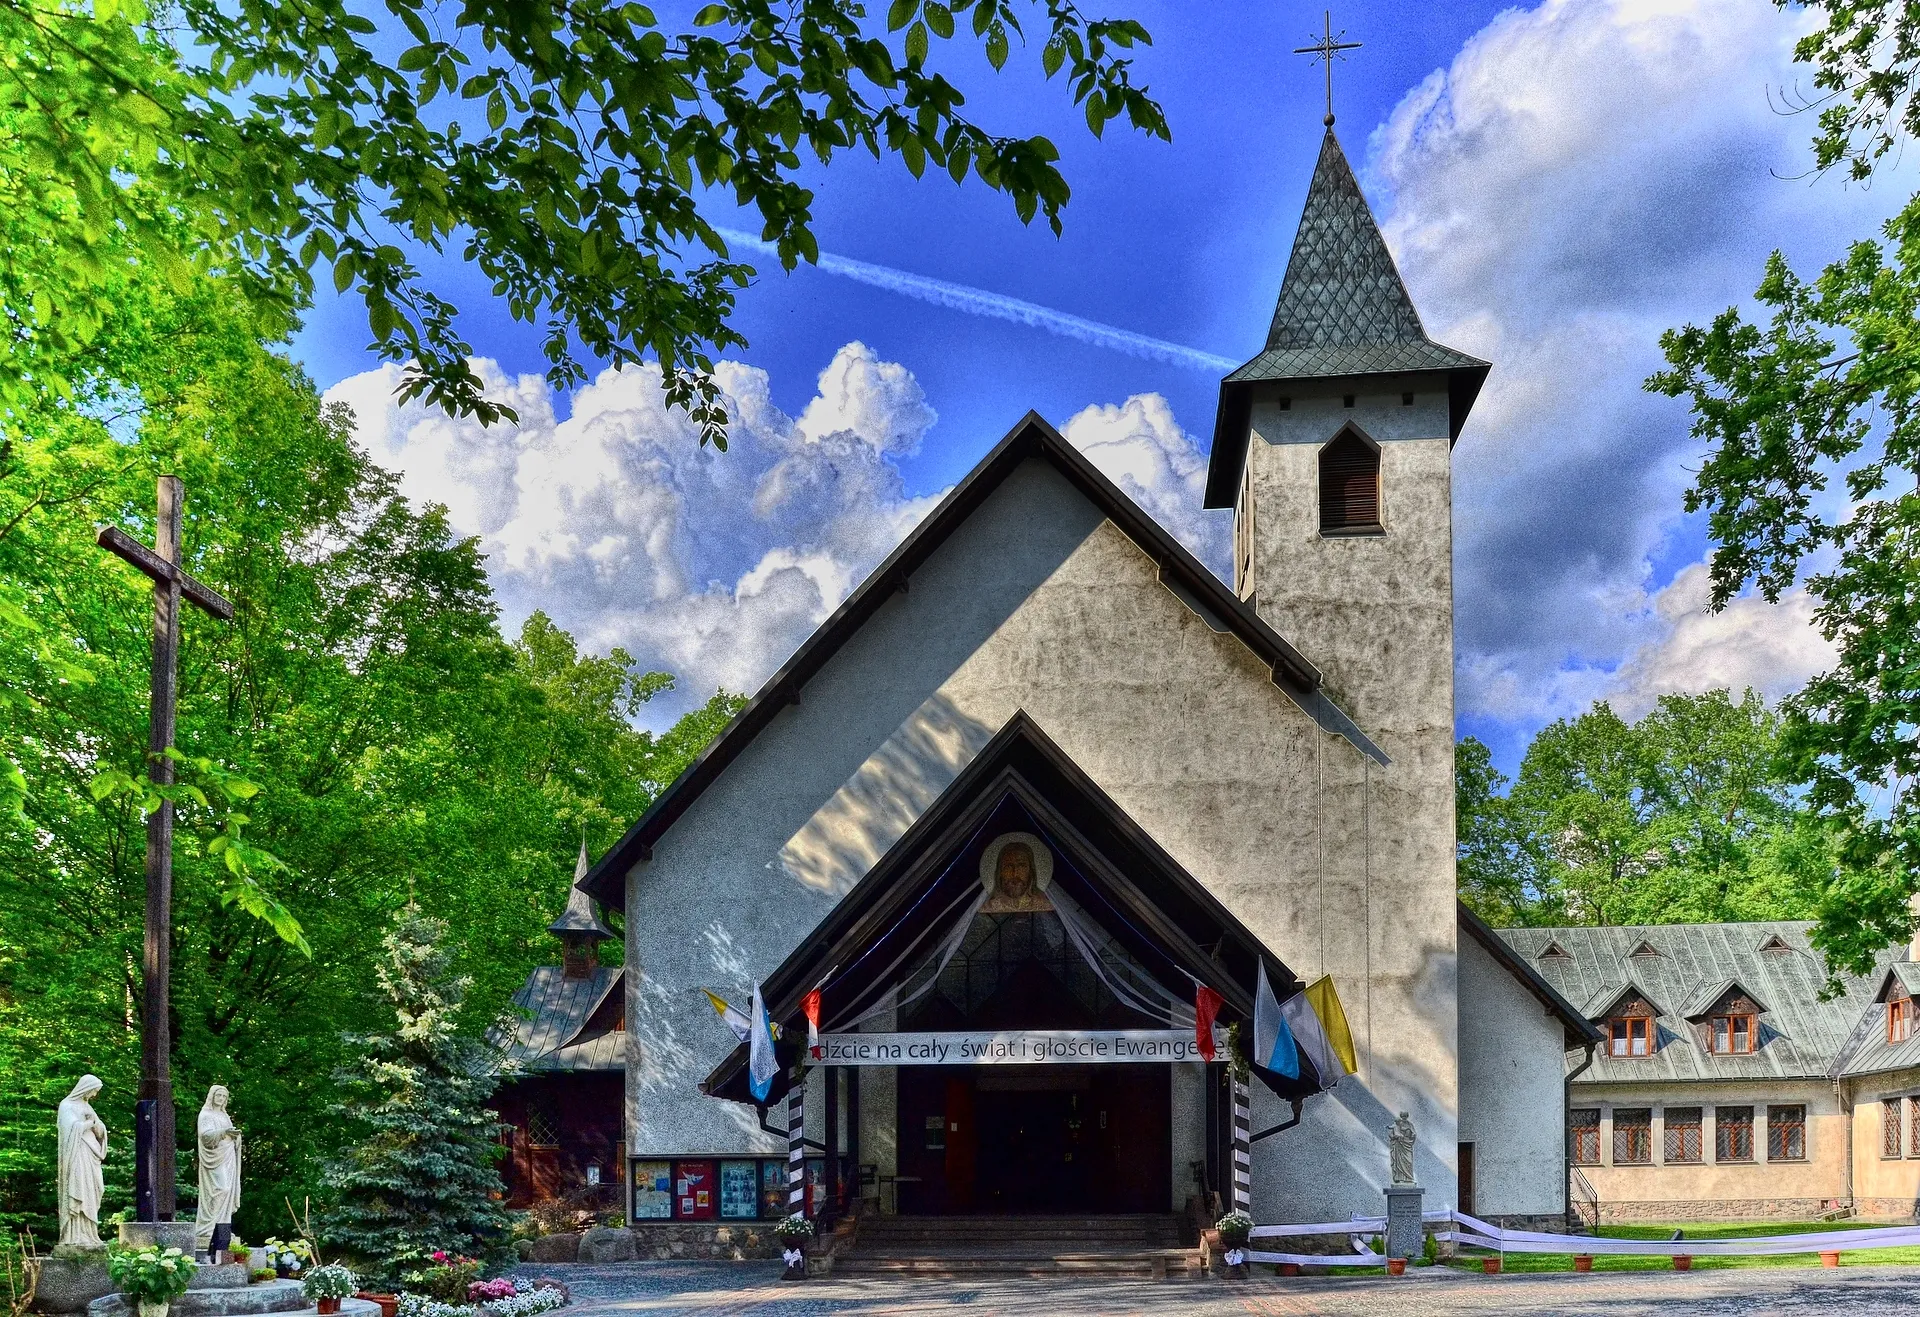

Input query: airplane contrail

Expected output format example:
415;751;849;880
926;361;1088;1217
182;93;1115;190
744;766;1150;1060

714;227;1240;375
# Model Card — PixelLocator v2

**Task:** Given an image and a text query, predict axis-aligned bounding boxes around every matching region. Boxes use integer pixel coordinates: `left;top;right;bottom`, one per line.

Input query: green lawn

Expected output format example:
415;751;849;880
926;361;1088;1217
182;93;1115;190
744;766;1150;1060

1450;1220;1920;1273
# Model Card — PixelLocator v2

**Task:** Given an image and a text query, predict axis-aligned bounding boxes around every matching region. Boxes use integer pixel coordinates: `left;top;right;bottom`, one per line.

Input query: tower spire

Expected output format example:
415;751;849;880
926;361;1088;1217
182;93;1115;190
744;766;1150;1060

550;834;615;977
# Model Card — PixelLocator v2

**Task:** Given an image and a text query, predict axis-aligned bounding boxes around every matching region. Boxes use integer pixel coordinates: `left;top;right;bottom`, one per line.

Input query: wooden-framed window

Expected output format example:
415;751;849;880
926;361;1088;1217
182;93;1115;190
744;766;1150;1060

527;1102;560;1149
1715;1106;1754;1162
1571;1108;1600;1166
1767;1105;1806;1161
1607;1015;1653;1058
1910;1098;1920;1159
1318;429;1381;534
1663;1107;1703;1164
1709;1012;1756;1054
1613;1108;1652;1165
1890;995;1913;1044
1885;1100;1904;1159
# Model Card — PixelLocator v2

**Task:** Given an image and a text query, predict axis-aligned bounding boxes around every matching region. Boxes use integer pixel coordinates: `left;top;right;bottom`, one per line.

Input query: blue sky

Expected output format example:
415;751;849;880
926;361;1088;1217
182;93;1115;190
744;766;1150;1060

308;0;1897;776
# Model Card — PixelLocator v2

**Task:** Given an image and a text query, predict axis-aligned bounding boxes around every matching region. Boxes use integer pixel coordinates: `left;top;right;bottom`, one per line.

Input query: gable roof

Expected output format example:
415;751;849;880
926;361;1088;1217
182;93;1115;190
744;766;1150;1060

1457;903;1601;1048
1679;977;1771;1020
1834;963;1920;1079
697;710;1313;1107
581;410;1385;905
1581;979;1670;1021
1498;922;1893;1082
498;966;624;1072
1203;129;1489;508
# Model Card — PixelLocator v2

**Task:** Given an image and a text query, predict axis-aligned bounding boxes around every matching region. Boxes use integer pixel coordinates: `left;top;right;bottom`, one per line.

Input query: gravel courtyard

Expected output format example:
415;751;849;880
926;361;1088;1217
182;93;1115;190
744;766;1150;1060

514;1261;1920;1316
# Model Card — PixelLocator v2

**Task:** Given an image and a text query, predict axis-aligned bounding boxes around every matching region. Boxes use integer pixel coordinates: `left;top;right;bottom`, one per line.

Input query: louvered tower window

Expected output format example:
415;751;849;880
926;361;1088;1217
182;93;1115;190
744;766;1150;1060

1319;429;1381;534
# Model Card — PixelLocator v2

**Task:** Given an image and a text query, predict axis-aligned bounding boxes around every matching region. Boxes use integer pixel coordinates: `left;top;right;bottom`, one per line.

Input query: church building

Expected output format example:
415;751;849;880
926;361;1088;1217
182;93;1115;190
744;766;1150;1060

569;126;1596;1234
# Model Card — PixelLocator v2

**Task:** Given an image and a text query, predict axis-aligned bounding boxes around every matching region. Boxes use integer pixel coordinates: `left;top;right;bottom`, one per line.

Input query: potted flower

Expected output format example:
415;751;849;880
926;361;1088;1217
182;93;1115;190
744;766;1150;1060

1215;1210;1253;1279
774;1214;815;1281
107;1246;198;1317
264;1239;311;1280
230;1245;252;1269
304;1264;358;1316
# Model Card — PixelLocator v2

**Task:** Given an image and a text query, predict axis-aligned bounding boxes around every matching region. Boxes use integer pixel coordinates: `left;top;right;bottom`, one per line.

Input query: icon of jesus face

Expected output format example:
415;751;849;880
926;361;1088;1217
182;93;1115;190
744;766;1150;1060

996;843;1035;900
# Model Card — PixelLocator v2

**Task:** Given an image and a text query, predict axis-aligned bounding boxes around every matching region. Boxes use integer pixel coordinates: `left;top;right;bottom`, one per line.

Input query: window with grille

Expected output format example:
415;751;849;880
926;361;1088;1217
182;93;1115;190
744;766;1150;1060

1318;430;1381;534
1884;1101;1904;1159
1613;1108;1652;1165
1716;1106;1754;1162
1608;1015;1653;1057
1767;1105;1806;1161
1709;1013;1756;1054
527;1103;561;1148
1890;996;1912;1043
1663;1107;1702;1163
1571;1108;1600;1166
1910;1098;1920;1159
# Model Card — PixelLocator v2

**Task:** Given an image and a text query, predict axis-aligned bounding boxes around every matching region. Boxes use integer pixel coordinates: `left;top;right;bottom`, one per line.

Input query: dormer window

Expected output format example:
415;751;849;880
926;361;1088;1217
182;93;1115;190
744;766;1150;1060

1319;428;1381;535
1709;1012;1755;1055
1608;1015;1653;1057
1891;996;1913;1044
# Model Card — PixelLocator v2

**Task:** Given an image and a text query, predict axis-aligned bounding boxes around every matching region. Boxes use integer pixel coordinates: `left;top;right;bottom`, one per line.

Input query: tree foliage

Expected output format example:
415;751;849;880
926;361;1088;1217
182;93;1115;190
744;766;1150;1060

1457;690;1830;931
1649;0;1920;976
0;0;1168;439
319;905;510;1268
0;267;744;1241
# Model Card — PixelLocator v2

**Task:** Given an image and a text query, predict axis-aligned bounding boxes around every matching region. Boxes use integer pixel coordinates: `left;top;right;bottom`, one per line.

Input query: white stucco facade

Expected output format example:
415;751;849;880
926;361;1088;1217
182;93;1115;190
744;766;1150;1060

1458;930;1573;1219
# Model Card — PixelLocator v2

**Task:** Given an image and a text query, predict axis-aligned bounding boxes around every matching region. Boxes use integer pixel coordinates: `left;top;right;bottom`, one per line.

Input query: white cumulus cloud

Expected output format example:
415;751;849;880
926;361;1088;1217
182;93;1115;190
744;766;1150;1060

326;345;1222;725
1369;0;1884;726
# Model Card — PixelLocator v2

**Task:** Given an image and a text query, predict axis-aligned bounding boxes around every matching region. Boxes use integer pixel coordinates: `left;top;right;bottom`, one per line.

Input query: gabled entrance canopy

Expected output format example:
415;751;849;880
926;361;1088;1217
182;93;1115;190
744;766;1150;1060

700;712;1309;1107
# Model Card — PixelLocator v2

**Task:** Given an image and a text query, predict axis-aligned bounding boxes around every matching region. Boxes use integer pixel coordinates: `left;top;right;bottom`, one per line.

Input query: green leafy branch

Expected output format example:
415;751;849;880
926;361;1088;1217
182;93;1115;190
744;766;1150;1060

89;748;311;955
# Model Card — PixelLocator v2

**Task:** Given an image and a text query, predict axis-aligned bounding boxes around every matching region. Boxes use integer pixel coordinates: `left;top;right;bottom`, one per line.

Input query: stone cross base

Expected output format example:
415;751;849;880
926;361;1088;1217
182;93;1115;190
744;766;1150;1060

1383;1184;1424;1261
119;1221;198;1253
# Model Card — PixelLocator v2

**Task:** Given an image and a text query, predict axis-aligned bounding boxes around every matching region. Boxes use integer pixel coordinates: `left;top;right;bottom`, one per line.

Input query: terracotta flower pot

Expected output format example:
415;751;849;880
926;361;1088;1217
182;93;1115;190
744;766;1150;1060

1279;1263;1301;1277
1481;1257;1501;1274
316;1299;341;1315
1573;1255;1593;1272
355;1293;399;1317
1386;1258;1406;1276
1820;1251;1840;1269
1671;1255;1692;1271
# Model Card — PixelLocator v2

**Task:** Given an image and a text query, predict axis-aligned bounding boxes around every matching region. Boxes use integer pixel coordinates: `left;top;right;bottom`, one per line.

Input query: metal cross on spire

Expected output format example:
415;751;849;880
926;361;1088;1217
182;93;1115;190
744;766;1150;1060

1294;10;1362;127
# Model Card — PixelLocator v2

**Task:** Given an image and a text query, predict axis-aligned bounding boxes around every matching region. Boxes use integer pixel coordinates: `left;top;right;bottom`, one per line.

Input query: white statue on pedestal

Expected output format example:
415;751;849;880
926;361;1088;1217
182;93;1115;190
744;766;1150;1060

194;1085;242;1249
1389;1110;1416;1185
56;1075;108;1248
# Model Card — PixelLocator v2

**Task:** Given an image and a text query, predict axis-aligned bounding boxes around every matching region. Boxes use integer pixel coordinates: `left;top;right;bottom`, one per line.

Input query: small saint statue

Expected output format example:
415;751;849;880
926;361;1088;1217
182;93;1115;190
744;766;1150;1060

1388;1110;1417;1185
56;1075;108;1248
194;1085;243;1250
981;836;1053;914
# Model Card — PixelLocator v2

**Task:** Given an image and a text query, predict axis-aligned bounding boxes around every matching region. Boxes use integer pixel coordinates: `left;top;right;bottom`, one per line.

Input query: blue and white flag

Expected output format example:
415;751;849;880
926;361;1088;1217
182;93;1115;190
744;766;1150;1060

748;981;779;1103
1253;961;1301;1079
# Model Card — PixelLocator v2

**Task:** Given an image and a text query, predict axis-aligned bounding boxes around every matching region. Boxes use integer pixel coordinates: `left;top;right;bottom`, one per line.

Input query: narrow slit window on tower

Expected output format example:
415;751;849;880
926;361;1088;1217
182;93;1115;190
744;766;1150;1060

1319;429;1381;534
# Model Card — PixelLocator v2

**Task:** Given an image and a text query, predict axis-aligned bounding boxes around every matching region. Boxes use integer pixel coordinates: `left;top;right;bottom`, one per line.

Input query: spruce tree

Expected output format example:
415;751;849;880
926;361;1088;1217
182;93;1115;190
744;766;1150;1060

320;906;509;1265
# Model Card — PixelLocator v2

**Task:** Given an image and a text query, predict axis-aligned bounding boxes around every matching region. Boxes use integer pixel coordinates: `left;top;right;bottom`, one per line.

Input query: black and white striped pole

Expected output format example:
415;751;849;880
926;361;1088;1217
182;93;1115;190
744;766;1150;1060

784;1076;808;1278
1231;1073;1253;1214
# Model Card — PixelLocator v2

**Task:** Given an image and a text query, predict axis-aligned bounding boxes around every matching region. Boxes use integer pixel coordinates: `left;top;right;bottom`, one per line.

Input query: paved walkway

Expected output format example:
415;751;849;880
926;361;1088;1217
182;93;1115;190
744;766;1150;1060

513;1261;1920;1316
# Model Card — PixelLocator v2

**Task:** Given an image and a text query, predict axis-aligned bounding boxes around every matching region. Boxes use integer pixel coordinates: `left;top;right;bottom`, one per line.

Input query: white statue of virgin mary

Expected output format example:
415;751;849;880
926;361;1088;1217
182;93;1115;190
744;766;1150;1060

194;1085;242;1249
56;1075;108;1248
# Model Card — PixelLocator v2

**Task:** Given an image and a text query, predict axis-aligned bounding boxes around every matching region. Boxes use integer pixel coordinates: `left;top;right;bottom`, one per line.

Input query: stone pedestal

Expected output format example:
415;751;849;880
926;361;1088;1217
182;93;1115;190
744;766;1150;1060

117;1223;197;1254
1383;1184;1424;1261
35;1248;113;1314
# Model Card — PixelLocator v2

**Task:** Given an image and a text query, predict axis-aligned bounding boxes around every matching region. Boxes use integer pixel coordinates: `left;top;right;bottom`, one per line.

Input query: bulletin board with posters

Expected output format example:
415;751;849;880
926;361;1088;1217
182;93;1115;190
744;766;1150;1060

758;1159;787;1219
630;1160;672;1220
718;1161;759;1220
673;1160;716;1219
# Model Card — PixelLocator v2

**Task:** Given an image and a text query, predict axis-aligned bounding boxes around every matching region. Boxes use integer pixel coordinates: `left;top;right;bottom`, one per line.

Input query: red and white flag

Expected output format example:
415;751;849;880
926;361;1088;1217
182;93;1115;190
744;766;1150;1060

802;989;823;1059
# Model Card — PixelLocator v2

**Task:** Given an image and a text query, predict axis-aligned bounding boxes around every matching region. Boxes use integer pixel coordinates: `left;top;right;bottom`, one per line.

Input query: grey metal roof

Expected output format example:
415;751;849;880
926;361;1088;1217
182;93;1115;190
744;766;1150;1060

549;840;616;939
1497;922;1896;1083
497;966;624;1072
1836;964;1920;1078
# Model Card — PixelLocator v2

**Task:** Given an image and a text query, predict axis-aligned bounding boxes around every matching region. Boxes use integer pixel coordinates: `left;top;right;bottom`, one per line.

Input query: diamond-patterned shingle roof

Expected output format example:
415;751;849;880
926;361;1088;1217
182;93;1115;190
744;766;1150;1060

1203;128;1489;508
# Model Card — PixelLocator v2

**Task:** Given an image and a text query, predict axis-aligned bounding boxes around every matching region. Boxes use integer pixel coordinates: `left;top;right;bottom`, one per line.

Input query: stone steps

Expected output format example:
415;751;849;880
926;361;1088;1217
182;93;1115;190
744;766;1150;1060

88;1286;375;1317
837;1213;1198;1279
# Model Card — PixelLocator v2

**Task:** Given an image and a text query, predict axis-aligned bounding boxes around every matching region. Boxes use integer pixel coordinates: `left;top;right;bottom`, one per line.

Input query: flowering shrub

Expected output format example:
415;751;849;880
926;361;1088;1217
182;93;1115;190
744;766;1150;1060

1215;1211;1254;1246
466;1280;516;1303
396;1253;482;1304
395;1282;568;1317
107;1247;198;1305
304;1266;359;1301
773;1214;814;1243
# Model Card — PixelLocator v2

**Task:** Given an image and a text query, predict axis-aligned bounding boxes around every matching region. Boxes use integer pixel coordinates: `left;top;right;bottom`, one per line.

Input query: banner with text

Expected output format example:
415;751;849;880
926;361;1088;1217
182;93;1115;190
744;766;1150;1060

815;1029;1219;1066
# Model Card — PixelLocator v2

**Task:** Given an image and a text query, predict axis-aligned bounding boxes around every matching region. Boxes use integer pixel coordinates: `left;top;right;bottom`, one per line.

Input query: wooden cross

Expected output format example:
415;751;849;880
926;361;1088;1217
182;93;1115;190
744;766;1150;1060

97;476;233;1223
1294;10;1362;127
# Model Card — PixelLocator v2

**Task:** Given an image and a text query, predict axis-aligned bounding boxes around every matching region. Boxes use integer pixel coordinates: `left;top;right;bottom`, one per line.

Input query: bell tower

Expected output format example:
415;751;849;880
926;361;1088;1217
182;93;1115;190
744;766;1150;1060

1205;125;1489;1210
551;837;616;978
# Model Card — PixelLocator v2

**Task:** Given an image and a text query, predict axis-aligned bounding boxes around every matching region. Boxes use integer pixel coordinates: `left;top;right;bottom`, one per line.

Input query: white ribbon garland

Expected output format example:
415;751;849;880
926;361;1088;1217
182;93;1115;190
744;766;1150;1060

781;1248;804;1267
1222;1248;1247;1267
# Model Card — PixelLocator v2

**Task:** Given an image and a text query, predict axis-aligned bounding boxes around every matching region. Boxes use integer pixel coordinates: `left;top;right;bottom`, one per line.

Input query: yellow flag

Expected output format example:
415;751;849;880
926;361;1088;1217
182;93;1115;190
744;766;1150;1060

1304;975;1359;1076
